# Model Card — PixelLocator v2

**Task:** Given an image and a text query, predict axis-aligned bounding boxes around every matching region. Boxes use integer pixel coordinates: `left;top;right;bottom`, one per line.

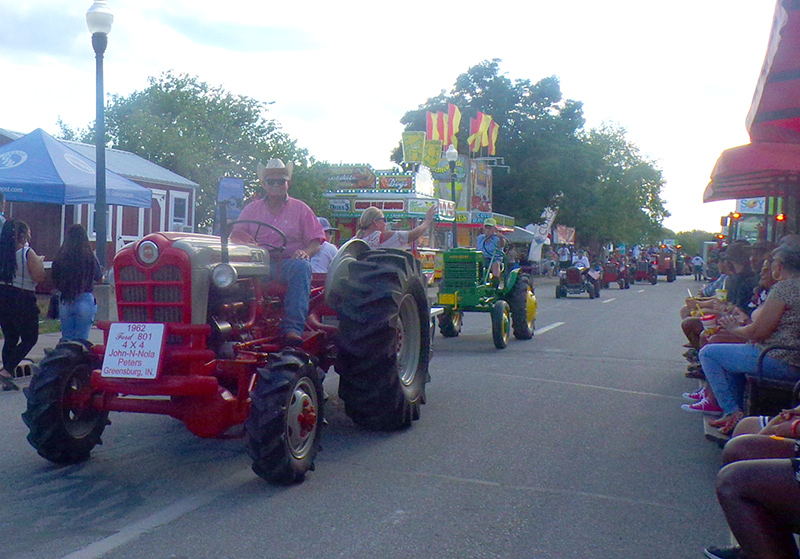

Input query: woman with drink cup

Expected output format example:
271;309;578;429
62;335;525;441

685;238;800;435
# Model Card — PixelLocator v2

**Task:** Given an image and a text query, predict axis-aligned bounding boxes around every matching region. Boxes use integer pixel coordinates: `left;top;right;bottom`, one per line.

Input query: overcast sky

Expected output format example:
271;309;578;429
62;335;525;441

0;0;778;232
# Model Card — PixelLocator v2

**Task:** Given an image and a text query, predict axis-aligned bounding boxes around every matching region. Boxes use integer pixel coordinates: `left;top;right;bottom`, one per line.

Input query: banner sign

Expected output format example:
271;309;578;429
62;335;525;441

326;164;376;190
736;198;766;214
429;155;468;181
471;160;492;212
402;131;425;163
436;199;455;220
423;140;443;169
353;200;405;212
407;198;436;215
377;174;414;190
328;198;352;212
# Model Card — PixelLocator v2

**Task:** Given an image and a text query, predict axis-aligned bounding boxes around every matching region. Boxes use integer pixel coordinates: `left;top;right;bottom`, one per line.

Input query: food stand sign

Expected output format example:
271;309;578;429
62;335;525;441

408;198;436;215
326;164;376;190
378;174;414;190
354;200;405;213
402;131;425;163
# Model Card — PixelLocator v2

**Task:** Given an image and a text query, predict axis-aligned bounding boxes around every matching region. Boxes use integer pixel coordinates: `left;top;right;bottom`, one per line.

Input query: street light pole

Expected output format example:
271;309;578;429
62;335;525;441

86;1;113;268
445;144;458;248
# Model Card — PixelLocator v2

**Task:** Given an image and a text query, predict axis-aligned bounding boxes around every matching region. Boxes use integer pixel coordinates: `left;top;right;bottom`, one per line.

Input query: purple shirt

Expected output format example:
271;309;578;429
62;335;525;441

234;196;324;259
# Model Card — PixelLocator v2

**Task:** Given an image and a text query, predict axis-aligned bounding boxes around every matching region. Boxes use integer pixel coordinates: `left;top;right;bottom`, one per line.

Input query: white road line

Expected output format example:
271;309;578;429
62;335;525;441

534;321;564;335
61;469;254;559
637;289;645;293
601;298;615;303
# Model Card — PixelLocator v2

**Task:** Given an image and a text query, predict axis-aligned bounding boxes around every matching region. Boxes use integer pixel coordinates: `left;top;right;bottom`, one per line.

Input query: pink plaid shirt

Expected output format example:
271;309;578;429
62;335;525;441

234;197;324;258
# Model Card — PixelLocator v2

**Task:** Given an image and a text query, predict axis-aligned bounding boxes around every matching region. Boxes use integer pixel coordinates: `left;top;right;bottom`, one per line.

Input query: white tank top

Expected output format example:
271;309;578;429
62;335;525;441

12;247;36;291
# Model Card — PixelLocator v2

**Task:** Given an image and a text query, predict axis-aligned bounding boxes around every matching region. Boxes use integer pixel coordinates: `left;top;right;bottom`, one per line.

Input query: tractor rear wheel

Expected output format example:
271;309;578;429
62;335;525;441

508;274;535;340
491;300;511;349
438;310;462;337
22;341;108;464
246;349;324;484
333;249;431;430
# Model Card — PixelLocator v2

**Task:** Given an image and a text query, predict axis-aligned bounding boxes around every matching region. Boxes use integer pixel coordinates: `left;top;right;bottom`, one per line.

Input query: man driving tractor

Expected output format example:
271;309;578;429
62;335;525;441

230;159;325;347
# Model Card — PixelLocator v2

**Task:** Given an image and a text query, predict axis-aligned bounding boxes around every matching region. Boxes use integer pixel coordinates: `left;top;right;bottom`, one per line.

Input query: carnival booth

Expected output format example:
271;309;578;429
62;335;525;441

323;164;455;283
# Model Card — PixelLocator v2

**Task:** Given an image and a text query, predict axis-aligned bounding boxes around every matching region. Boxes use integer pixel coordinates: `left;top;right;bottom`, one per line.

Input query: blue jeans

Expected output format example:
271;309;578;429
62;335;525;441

275;258;311;336
699;343;800;414
59;292;97;341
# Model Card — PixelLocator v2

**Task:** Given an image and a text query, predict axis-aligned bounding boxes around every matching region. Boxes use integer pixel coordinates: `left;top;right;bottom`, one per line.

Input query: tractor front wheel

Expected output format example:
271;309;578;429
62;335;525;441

22;341;109;464
438;310;462;337
508;274;535;340
246;349;324;484
334;249;431;430
491;300;511;349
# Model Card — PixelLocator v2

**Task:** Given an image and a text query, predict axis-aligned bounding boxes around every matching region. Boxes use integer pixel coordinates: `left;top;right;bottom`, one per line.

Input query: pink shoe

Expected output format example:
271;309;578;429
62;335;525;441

680;397;723;416
682;387;706;401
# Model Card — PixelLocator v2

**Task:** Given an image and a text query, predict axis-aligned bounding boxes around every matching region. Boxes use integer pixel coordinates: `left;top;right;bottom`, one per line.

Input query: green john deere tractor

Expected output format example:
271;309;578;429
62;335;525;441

435;248;537;349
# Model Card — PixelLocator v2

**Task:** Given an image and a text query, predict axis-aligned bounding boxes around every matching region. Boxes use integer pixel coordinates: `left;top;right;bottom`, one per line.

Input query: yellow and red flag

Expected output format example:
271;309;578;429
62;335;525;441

468;116;480;153
487;120;500;155
426;112;439;141
447;104;461;149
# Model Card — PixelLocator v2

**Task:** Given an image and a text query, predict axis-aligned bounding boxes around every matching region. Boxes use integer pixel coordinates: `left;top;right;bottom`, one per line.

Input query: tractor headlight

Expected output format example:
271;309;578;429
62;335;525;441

137;240;159;265
211;263;237;289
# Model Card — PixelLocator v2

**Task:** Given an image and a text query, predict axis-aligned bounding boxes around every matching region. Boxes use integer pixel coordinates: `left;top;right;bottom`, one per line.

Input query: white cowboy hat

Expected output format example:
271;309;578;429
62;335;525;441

257;158;294;181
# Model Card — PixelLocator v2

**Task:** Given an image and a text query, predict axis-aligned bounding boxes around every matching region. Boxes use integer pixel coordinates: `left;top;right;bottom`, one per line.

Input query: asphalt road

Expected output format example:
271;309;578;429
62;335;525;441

0;273;729;559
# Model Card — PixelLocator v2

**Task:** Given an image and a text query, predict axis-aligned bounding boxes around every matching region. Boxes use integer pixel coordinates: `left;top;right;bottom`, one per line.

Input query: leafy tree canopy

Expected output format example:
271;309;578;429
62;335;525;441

395;59;670;248
60;72;330;227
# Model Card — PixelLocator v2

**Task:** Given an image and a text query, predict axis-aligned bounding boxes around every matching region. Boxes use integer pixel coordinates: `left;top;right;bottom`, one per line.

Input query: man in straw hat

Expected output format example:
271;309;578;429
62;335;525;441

231;159;325;347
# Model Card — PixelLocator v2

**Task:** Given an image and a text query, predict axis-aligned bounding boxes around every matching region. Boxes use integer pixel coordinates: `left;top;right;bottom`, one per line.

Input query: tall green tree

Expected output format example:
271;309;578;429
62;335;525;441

63;72;328;228
395;59;669;247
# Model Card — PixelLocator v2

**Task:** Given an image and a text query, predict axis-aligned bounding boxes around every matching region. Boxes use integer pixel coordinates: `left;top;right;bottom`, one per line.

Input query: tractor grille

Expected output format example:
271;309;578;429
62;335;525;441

442;261;482;289
117;263;188;323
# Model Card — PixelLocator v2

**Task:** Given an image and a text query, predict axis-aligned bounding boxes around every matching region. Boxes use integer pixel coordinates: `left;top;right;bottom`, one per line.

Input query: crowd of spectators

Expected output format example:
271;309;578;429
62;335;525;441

676;236;800;559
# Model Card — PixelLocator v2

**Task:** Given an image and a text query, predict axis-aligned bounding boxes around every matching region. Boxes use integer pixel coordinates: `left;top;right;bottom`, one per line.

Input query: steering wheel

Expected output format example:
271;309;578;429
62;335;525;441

225;219;288;253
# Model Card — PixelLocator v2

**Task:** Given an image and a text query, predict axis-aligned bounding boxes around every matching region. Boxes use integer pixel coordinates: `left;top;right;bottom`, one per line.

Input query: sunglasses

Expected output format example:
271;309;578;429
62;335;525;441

264;178;287;186
375;217;386;222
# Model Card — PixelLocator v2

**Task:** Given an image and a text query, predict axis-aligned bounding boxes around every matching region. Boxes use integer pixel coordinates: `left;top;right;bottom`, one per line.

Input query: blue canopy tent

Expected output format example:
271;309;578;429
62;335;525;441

0;128;151;208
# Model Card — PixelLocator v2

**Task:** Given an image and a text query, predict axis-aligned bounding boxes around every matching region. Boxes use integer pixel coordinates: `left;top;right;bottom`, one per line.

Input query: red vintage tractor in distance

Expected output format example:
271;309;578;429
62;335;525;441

22;221;431;484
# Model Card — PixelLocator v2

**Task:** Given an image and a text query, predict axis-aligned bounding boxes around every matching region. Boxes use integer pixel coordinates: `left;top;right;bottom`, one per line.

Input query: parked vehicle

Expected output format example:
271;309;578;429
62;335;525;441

22;223;432;485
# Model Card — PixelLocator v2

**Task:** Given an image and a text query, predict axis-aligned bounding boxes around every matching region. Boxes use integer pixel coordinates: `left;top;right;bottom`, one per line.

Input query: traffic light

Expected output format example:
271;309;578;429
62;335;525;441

776;213;786;222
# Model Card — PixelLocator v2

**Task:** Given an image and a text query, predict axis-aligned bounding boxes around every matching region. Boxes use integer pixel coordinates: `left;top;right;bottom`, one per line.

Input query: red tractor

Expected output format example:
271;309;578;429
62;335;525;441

22;222;431;484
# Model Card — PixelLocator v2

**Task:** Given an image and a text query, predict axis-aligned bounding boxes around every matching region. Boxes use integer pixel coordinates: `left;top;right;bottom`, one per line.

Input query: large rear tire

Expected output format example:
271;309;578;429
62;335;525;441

491;300;511;349
438;310;462;337
508;274;535;340
22;341;108;464
333;249;431;430
246;349;324;484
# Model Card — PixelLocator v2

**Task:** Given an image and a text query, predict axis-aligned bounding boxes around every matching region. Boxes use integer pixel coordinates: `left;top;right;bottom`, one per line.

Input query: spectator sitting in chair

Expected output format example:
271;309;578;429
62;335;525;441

686;238;800;435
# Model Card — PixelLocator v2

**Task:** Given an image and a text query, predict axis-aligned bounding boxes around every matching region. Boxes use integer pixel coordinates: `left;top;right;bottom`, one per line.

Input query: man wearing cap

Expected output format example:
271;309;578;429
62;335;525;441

310;217;338;273
231;159;325;346
476;218;506;280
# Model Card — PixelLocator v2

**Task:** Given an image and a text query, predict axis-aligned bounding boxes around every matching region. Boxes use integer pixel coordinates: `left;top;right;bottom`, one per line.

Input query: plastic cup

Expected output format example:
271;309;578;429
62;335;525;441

715;289;728;303
701;314;717;331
